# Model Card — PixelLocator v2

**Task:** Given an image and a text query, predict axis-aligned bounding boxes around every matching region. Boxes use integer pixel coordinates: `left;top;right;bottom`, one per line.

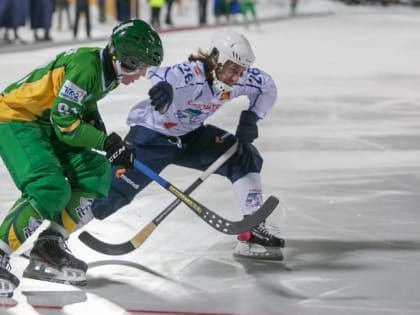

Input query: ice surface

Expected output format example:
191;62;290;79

0;1;420;314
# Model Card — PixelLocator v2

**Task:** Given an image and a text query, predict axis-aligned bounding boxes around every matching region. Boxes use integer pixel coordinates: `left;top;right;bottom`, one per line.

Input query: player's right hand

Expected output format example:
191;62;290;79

104;132;135;168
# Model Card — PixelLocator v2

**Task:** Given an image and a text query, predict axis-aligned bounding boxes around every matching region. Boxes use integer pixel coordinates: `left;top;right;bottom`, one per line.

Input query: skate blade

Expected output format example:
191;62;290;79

233;241;284;261
23;260;87;286
0;279;17;298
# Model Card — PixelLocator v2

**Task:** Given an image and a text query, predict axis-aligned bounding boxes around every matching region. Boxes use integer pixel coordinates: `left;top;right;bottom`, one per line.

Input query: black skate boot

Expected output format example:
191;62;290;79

23;229;88;286
0;249;20;297
234;220;285;261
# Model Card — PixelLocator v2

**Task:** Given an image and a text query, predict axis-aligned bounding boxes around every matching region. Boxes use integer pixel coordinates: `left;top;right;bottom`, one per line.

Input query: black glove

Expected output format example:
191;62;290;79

84;111;107;133
104;132;135;168
148;81;173;114
235;110;259;155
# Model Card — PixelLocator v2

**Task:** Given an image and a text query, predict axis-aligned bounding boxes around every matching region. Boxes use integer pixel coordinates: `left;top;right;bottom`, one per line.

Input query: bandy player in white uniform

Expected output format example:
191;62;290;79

92;29;284;260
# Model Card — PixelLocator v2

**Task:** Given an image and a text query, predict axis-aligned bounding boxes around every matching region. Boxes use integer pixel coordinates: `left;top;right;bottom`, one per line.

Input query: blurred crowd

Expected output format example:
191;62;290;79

150;0;261;29
0;0;284;46
0;0;110;44
336;0;419;5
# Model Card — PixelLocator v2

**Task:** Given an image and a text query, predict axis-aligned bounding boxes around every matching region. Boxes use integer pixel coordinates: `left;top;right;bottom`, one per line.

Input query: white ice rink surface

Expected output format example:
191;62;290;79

1;2;420;315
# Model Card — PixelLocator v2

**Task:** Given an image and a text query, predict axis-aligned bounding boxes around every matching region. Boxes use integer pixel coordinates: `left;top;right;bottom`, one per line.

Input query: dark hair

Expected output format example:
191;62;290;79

188;49;218;84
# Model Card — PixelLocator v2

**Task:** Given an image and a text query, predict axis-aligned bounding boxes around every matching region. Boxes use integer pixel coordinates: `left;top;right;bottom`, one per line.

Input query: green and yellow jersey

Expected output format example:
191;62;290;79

0;47;119;150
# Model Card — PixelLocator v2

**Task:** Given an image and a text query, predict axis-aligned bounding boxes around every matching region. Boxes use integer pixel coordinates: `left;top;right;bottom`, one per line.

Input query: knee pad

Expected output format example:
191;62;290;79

229;145;263;183
92;189;132;220
58;191;96;233
25;175;71;221
76;155;111;199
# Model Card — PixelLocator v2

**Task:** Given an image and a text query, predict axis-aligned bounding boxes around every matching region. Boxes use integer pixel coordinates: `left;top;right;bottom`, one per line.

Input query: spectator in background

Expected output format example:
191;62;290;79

2;0;28;44
176;0;183;16
240;0;258;28
73;0;91;39
227;0;241;24
149;0;164;30
213;0;228;24
165;0;174;26
290;0;298;15
116;0;131;21
30;0;54;41
98;0;106;23
0;0;13;43
198;0;208;25
0;1;6;43
55;0;72;31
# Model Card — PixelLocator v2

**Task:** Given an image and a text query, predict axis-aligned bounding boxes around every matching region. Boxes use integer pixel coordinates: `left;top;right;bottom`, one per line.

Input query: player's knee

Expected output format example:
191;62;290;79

27;175;71;220
79;156;112;199
229;146;263;182
91;198;110;220
243;148;263;171
91;190;131;220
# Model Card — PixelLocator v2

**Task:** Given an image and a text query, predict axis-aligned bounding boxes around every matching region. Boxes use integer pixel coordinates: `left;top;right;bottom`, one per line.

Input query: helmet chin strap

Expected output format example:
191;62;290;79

211;68;233;94
114;60;124;83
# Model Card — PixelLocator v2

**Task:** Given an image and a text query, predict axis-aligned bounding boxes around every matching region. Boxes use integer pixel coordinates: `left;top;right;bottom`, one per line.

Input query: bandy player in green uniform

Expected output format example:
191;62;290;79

0;19;163;297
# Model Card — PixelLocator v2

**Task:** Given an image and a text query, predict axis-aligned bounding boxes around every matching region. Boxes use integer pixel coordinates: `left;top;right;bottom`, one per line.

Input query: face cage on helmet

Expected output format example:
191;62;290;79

115;60;150;78
120;67;141;76
120;61;150;73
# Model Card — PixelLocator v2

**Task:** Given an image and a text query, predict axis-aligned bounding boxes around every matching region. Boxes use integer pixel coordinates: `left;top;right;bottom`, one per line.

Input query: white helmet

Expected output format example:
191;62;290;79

209;29;255;68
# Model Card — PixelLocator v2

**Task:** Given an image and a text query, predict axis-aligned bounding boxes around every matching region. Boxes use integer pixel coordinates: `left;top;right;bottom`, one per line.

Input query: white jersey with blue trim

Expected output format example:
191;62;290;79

126;60;277;137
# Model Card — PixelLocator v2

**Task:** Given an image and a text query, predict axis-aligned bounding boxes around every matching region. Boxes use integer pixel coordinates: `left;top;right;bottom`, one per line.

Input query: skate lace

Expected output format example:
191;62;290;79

42;235;73;254
254;221;273;238
57;236;73;254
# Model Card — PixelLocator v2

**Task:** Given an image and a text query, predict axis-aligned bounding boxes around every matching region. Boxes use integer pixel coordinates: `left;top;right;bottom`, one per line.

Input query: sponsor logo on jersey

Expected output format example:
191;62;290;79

164;122;177;129
193;66;201;75
220;91;231;100
183;108;202;116
59;80;87;105
187;101;221;111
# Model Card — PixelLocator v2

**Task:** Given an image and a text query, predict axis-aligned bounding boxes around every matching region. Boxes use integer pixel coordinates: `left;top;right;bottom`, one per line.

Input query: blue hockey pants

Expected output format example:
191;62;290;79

92;124;263;220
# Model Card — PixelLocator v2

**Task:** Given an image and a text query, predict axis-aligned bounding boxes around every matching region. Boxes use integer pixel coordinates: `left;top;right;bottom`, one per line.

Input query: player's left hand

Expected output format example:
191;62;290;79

148;81;173;114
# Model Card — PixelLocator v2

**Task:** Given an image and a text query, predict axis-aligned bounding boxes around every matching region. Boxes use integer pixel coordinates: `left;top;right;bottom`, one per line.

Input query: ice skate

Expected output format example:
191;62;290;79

233;221;285;261
23;229;88;286
0;250;19;298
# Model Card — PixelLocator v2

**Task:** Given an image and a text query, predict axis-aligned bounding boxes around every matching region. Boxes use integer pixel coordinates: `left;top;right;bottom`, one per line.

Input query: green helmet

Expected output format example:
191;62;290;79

110;19;163;70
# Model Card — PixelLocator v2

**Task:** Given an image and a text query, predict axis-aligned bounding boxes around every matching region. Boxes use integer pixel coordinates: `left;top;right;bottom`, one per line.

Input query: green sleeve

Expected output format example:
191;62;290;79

50;49;108;151
83;101;99;116
53;122;107;150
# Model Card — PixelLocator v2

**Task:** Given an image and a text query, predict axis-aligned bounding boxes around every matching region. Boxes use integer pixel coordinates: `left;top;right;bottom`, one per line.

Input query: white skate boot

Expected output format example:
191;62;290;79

234;221;285;261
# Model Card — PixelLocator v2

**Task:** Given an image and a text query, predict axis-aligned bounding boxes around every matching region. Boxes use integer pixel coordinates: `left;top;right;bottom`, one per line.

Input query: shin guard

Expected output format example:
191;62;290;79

0;197;43;250
57;191;95;234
